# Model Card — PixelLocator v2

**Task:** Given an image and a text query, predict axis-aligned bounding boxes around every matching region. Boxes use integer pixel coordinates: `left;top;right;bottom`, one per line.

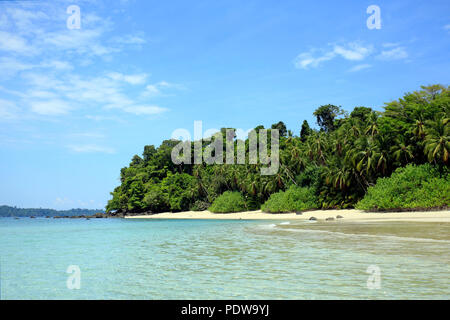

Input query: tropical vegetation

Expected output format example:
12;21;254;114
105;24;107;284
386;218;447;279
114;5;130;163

106;85;449;214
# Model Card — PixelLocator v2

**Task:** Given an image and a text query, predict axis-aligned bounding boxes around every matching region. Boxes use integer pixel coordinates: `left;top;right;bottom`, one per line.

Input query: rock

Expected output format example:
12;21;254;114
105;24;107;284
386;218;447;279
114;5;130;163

309;216;317;221
295;211;303;215
325;217;335;221
336;215;343;219
30;216;35;218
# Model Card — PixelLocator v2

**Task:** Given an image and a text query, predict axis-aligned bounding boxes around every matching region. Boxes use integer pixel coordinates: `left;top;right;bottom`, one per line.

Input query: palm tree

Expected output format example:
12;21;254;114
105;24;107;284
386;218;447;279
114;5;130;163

412;118;426;140
349;137;380;176
391;138;415;165
325;164;352;191
365;112;379;137
424;116;449;165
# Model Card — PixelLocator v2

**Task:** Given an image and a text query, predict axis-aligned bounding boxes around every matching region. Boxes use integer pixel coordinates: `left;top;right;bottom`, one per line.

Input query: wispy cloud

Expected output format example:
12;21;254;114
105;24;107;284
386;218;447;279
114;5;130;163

0;30;35;55
67;144;116;154
333;43;372;61
294;41;410;70
107;72;148;85
0;98;20;120
294;42;373;69
348;64;372;72
19;71;169;117
376;46;408;60
121;105;168;115
30;100;72;115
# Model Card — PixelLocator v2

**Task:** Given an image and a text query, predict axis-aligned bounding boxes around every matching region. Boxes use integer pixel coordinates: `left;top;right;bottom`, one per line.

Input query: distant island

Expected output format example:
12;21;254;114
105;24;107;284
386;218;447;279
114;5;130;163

0;205;105;218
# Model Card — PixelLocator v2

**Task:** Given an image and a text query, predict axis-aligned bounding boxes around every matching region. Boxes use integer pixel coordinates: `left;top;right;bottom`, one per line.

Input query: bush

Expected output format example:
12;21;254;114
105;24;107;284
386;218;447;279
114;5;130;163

356;164;450;210
190;200;210;211
209;191;246;213
261;186;319;213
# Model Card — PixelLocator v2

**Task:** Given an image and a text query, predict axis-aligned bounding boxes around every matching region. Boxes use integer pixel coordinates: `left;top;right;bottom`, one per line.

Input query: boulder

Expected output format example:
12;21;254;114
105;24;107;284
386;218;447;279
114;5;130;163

325;217;335;221
309;216;317;221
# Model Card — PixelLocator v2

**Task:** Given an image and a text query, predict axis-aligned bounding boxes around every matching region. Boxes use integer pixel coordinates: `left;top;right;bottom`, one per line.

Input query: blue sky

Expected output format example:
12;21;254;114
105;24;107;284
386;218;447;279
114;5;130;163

0;0;449;210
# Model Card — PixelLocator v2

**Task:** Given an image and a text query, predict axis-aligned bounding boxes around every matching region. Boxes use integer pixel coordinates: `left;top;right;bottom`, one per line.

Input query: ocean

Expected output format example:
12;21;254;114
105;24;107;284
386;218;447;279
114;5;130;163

0;217;448;299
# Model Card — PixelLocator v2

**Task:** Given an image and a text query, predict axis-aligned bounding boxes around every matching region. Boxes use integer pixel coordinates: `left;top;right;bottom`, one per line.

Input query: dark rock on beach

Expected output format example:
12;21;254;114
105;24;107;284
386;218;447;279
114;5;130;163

336;215;343;219
295;211;303;215
309;216;317;221
325;217;335;221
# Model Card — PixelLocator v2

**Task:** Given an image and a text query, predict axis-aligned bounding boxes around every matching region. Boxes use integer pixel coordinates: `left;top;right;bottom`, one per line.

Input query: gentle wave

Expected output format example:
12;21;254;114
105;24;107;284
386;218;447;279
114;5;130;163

278;227;450;243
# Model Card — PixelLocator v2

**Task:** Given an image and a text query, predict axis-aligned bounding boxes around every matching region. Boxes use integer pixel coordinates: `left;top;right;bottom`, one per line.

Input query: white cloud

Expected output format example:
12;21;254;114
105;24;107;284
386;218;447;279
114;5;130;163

30;100;72;115
0;99;20;120
67;144;116;154
348;64;372;72
40;60;73;71
0;31;34;55
21;71;170;117
145;84;160;96
122;105;168;115
333;43;372;61
377;47;408;60
382;42;400;48
6;7;48;31
114;35;146;45
294;51;335;69
0;57;34;76
445;24;450;30
294;43;372;69
0;6;173;121
69;132;106;139
107;72;148;85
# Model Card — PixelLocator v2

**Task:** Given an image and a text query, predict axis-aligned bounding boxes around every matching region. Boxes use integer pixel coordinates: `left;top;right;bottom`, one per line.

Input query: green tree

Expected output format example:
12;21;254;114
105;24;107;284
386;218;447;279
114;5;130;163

300;120;311;142
313;104;343;132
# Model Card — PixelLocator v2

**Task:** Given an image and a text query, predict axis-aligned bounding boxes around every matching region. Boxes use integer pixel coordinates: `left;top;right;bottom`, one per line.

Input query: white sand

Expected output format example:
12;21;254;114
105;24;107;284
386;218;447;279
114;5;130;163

125;209;450;222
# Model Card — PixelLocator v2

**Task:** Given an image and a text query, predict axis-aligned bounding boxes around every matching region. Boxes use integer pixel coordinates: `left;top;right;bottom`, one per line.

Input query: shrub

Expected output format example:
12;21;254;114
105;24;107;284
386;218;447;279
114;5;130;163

356;164;450;210
190;200;210;211
261;186;319;213
209;191;246;213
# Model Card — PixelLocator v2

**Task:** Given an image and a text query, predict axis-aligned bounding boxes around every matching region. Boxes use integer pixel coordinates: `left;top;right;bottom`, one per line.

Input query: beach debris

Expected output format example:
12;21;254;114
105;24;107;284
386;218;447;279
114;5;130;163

336;215;343;219
325;217;335;221
309;216;317;221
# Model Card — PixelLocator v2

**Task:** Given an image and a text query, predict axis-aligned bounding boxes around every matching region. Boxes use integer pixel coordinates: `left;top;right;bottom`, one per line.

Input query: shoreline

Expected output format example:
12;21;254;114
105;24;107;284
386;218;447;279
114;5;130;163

125;209;450;222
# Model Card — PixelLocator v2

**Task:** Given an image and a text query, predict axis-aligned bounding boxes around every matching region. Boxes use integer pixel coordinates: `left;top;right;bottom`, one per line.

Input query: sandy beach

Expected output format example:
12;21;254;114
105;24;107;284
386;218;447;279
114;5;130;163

125;209;450;222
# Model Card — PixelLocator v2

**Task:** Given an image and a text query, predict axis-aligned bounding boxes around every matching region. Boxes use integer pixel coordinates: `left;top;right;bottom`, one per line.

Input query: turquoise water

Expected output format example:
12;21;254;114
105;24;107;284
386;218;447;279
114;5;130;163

0;217;449;299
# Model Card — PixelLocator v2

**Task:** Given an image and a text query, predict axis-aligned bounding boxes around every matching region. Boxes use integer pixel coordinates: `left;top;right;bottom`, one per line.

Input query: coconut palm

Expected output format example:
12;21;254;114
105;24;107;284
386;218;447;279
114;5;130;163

424;116;449;165
391;138;415;165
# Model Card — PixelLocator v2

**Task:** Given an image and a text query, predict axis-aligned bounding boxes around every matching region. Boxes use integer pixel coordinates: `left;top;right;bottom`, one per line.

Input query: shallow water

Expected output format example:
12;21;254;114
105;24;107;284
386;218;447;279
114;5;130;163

0;217;448;299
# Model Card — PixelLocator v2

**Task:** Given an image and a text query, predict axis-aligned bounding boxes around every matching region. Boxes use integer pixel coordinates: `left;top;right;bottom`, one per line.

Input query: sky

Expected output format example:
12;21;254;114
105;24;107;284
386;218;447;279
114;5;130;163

0;0;449;210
